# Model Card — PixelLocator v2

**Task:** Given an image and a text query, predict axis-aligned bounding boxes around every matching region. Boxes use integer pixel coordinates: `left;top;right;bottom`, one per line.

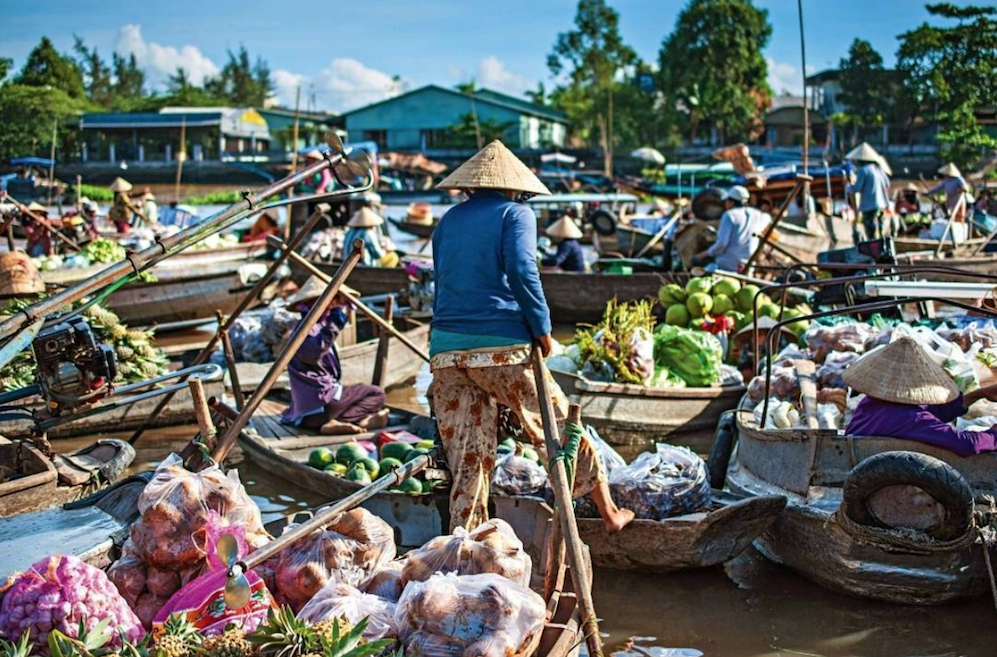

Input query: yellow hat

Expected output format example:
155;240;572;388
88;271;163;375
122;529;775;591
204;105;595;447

288;275;358;306
437;140;551;195
842;336;959;405
406;202;434;225
109;177;133;193
545;216;583;240
938;163;962;178
347;207;384;228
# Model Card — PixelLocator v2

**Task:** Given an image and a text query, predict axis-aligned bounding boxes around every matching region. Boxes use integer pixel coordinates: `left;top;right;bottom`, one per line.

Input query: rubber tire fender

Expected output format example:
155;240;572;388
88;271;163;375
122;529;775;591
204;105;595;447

588;209;618;236
841;450;974;541
707;410;738;490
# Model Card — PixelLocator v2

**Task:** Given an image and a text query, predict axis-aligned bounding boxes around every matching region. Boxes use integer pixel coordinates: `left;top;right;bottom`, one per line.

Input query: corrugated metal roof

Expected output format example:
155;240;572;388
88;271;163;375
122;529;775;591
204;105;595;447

81;112;222;129
341;85;568;123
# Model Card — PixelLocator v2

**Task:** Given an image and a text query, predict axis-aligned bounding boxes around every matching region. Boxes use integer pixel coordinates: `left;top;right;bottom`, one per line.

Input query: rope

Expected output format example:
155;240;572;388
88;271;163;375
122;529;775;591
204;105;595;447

980;495;997;619
553;422;583;488
833;507;979;555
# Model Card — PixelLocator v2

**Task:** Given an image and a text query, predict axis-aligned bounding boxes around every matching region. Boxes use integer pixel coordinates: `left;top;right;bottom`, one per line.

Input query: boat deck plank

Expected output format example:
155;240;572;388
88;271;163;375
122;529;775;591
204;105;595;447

0;506;124;575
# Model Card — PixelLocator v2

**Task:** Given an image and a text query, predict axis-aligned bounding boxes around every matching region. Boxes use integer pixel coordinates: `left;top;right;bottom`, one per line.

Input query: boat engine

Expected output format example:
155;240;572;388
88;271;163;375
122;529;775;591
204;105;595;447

32;317;117;416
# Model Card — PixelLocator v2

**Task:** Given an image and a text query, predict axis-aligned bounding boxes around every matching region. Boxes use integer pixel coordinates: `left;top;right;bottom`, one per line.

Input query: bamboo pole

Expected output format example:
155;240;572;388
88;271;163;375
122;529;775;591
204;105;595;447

127;203;333;445
543;404;580;600
218;310;246;411
174;117;186;203
268;236;431;363
530;349;602;657
744;176;809;269
285;87;302;242
210;240;365;464
188;378;215;443
371;295;394;388
48;120;57;207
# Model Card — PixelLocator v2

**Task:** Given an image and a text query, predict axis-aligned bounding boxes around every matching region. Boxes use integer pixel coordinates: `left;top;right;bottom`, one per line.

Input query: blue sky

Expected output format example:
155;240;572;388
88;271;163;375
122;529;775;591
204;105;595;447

1;0;980;112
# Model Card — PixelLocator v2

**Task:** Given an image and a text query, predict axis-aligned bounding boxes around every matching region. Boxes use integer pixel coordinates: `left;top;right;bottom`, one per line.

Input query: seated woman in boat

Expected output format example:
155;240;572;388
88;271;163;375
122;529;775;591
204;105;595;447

344;207;399;267
541;216;586;273
844;336;997;457
430;140;633;533
280;276;390;435
692;185;769;273
23;201;53;257
108;177;138;234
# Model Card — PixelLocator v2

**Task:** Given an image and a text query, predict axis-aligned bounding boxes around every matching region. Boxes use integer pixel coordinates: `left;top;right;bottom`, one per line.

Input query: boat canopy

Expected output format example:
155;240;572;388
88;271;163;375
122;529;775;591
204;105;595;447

8;156;54;167
529;193;639;205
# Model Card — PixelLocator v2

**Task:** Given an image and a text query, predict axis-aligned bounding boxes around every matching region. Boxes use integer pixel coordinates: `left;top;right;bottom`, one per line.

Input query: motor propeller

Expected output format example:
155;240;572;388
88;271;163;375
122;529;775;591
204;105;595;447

217;533;252;610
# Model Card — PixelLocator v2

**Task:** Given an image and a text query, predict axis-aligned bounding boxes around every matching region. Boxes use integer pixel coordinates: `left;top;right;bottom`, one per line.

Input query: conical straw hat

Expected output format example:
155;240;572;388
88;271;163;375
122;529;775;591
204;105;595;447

347;207;384;228
938;163;962;178
843;336;959;405
288;275;358;306
109;177;133;193
845;142;882;163
545;216;583;240
437;140;551;195
26;202;47;213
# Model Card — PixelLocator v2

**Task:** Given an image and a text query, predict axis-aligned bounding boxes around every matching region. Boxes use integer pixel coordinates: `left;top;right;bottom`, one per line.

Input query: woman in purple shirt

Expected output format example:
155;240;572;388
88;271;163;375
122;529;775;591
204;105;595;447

844;336;997;457
280;276;389;435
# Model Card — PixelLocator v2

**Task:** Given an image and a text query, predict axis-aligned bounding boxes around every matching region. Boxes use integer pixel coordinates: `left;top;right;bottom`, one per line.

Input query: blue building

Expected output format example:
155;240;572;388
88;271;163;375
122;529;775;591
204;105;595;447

341;85;568;153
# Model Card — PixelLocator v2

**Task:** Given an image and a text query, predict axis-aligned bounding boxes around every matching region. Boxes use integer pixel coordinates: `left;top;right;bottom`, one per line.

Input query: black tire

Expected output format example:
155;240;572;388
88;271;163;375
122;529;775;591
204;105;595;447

589;209;617;236
707;410;738;489
841;450;974;541
692;188;726;221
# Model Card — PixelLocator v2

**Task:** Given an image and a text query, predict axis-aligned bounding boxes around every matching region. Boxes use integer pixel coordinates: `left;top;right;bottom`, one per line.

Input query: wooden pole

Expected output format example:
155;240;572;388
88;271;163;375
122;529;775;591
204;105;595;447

8;196;82;252
210;241;365;465
371;295;394;388
285;87;302;243
530;349;603;657
174;117;186;203
744;176;809;269
268;236;431;363
217;310;246;411
75;175;82;213
544;404;580;600
188;378;216;443
48;119;57;207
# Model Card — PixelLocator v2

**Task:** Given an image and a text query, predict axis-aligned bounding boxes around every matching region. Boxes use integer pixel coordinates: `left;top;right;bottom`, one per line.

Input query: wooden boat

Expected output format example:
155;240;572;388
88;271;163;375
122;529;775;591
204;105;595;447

2;379;225;440
231;317;429;395
615;224;666;256
239;401;784;574
387;217;436;240
292;262;409;299
551;370;745;454
576;491;785;572
0;437;135;517
722;408;996;604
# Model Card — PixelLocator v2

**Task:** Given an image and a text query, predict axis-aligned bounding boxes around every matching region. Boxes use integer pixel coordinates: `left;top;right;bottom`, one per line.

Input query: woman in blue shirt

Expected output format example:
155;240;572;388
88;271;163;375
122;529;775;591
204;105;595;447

343;207;388;266
541;216;586;272
430;140;633;533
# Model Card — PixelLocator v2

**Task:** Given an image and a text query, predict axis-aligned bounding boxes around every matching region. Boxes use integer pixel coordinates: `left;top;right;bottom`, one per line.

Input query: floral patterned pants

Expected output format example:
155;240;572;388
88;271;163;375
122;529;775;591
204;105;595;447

431;354;607;531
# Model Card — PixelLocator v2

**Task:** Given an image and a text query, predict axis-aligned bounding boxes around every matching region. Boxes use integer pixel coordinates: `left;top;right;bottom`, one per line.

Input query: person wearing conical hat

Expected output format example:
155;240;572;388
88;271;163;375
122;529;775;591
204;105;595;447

279;275;388;435
139;186;158;225
430;140;633;534
845;142;891;241
23;202;53;257
928;162;971;223
108;177;138;234
541;217;585;272
894;182;920;218
844;336;997;457
344;206;396;267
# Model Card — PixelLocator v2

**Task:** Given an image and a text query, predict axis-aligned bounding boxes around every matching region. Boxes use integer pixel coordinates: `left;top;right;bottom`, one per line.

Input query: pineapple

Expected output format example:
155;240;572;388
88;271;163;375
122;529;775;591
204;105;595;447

309;620;350;648
249;607;315;657
197;628;254;657
47;618;115;657
154;614;204;657
0;632;36;657
311;618;390;657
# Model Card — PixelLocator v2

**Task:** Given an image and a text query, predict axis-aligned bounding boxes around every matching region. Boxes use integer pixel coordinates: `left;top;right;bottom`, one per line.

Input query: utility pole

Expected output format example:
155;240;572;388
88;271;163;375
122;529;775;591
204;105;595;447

798;0;811;215
48;119;57;207
174;117;187;203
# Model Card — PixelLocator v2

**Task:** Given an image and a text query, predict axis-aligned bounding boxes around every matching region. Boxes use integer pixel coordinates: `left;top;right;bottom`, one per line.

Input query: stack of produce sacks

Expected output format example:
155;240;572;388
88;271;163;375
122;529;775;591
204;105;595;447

298;581;397;640
399;519;531;588
226;302;304;363
0;555;144;649
260;508;396;611
108;455;269;627
607;443;711;519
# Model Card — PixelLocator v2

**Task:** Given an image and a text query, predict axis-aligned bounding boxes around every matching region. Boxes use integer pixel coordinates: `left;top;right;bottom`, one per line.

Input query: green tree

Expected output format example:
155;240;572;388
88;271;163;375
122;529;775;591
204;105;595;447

525;82;549;107
204;46;273;106
14;36;85;99
548;0;638;175
836;39;891;145
0;57;12;82
73;36;113;107
0;84;84;160
444;113;514;149
658;0;772;145
112;52;145;101
896;3;997;166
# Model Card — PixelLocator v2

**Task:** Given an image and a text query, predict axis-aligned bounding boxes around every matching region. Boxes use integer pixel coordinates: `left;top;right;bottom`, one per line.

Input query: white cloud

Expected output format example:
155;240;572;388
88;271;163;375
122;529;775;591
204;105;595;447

272;69;308;106
272;59;402;113
115;24;219;90
475;56;532;97
767;58;818;97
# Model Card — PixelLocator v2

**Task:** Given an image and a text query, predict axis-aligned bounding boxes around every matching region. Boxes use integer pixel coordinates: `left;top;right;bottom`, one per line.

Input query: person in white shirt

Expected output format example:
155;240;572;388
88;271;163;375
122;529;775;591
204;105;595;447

693;185;769;273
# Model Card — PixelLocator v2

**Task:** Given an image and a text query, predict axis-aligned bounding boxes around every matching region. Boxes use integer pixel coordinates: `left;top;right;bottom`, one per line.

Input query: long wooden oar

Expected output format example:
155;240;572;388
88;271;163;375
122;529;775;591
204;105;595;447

267;235;431;364
7;195;82;252
530;348;603;657
222;453;432;608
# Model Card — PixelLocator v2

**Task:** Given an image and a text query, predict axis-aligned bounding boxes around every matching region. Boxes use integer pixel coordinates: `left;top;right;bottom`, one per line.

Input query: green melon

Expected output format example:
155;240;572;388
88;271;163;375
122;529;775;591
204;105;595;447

687;292;713;318
685;277;713;296
308;447;335;469
380;441;413;461
665;304;690;327
521;446;540;463
405;447;431;463
712;277;741;298
735;285;759;312
658;283;687;306
378;457;404;477
337;443;368;466
711;293;734;316
758;302;780;319
323;463;348;476
397;478;423;494
350;456;380;479
347;465;372;485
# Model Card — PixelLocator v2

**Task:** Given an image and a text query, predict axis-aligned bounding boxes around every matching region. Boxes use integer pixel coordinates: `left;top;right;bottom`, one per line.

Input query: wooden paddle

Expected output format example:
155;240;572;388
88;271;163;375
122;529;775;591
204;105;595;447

6;195;82;252
267;235;431;364
530;348;603;657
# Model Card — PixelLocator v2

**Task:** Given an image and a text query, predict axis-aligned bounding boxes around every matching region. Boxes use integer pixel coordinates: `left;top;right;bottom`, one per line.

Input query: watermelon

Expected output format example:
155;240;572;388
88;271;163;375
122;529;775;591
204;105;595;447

712;277;741;298
337;443;368;466
347;465;372;485
405;447;431;463
323;463;348;476
665;304;690;326
687;292;713;318
308;447;335;469
350;456;380;479
397;478;423;494
685;277;713;296
380;441;413;461
735;285;759;312
378;457;404;476
712;293;734;316
658;283;687;306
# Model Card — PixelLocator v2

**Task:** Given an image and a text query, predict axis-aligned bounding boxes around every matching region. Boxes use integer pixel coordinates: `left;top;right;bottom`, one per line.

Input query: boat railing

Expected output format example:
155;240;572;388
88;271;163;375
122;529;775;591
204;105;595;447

756;293;997;429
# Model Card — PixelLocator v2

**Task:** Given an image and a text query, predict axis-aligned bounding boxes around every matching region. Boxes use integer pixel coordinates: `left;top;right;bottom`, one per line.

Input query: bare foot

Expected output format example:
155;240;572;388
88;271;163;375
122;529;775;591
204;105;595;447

602;508;635;534
358;408;390;430
319;419;362;435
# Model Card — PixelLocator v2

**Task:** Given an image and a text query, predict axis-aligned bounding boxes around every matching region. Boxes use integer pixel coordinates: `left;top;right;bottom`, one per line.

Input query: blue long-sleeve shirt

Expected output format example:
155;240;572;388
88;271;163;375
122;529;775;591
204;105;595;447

343;227;385;265
847;163;891;213
542;239;585;272
431;190;552;344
